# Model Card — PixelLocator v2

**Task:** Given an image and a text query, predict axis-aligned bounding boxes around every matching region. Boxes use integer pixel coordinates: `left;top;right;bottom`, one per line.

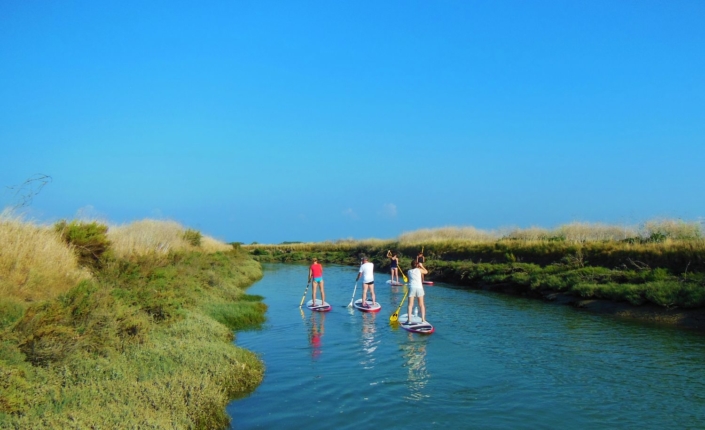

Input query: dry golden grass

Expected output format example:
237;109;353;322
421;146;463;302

107;219;230;258
642;219;703;239
0;212;90;302
200;234;233;253
399;226;497;244
396;219;702;245
499;226;550;242
555;222;636;242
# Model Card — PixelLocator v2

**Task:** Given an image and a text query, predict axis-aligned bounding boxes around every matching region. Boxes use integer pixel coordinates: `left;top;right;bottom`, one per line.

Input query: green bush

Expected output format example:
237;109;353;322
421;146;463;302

183;229;202;247
54;220;110;269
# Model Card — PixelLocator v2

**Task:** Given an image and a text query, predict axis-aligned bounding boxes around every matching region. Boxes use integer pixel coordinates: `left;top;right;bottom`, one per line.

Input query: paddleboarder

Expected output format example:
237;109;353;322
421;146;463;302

386;250;400;284
416;250;426;283
406;260;429;324
356;256;376;307
308;258;326;307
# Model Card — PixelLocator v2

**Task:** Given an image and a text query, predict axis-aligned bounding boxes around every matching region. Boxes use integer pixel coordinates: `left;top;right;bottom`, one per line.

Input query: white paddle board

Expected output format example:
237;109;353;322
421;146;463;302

398;313;434;334
306;299;331;312
385;280;406;286
353;299;381;313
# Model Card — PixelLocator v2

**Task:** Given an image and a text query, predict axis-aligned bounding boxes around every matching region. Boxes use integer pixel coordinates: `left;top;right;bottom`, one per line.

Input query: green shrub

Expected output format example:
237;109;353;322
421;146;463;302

183;229;202;247
0;300;25;330
55;220;110;269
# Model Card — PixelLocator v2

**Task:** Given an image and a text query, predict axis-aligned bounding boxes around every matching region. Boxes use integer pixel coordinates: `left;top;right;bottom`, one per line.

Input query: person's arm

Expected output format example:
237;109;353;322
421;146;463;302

419;263;428;275
308;267;313;282
356;266;362;281
386;250;392;258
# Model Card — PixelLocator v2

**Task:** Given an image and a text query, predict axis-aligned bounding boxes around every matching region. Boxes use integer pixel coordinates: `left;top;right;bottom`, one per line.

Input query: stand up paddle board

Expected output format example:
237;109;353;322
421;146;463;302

306;299;331;312
398;313;434;334
353;299;381;313
386;280;406;286
422;281;434;286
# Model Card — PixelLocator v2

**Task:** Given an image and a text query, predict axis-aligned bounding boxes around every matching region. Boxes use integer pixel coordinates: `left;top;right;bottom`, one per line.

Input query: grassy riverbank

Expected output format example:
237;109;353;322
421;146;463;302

245;220;705;310
1;216;266;428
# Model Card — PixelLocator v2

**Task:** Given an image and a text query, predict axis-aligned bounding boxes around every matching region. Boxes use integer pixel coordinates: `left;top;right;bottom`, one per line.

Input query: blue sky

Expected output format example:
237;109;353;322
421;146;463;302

1;1;703;243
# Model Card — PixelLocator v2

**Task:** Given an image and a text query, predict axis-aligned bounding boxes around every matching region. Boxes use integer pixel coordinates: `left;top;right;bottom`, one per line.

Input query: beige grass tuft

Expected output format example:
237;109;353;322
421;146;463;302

0;211;90;302
107;219;230;258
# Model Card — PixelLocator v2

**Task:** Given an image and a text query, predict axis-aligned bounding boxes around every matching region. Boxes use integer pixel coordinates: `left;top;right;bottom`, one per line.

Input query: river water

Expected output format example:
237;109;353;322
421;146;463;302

227;264;705;429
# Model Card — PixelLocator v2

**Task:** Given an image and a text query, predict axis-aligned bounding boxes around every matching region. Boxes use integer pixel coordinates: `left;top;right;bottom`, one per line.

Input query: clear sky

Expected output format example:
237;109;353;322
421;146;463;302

1;1;703;243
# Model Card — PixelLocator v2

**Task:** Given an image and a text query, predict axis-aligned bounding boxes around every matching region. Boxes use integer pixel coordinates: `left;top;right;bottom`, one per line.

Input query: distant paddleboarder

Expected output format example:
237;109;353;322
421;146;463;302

386;250;400;284
355;256;376;308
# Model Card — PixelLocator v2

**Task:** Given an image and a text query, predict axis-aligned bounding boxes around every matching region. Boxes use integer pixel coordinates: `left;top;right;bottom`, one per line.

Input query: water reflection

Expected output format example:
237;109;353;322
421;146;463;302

307;312;326;360
401;336;430;401
360;312;379;369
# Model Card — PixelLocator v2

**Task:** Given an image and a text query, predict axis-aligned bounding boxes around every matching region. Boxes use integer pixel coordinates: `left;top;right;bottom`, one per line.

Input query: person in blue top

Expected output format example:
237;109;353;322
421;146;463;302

386;250;400;284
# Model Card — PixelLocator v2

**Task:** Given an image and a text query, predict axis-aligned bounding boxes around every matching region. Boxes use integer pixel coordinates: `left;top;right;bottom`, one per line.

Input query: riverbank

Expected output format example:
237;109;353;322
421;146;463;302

0;218;267;428
244;235;705;332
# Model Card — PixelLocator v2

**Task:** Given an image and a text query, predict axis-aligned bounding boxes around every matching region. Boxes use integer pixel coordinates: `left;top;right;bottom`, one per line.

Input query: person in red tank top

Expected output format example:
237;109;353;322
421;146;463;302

308;258;325;305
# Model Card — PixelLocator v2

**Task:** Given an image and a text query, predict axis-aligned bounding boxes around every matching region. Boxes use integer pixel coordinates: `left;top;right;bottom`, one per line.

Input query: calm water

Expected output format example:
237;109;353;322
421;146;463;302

227;264;705;429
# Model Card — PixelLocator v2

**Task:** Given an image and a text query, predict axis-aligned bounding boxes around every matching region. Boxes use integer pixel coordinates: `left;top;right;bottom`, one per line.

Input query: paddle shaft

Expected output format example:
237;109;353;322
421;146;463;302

389;286;409;322
299;280;311;307
346;282;358;307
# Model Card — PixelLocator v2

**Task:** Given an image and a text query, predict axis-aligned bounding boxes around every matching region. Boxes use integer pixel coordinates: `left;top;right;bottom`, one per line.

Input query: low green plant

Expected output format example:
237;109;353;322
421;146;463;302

183;228;202;247
54;220;111;269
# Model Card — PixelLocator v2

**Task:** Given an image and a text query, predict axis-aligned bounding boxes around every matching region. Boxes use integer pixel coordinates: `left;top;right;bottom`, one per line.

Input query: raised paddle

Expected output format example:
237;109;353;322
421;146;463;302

299;280;311;307
389;285;409;322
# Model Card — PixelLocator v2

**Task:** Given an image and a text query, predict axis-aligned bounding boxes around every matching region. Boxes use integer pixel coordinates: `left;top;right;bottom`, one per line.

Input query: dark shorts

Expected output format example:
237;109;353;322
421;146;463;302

364;282;374;286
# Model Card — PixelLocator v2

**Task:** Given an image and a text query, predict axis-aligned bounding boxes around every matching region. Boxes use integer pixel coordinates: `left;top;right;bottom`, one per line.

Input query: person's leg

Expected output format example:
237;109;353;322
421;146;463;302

370;284;376;305
419;296;426;322
312;282;318;304
362;284;368;305
407;296;415;323
320;280;325;303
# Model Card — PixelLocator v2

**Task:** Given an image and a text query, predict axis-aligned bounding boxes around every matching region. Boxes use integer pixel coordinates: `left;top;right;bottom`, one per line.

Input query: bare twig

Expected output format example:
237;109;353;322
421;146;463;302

6;174;53;208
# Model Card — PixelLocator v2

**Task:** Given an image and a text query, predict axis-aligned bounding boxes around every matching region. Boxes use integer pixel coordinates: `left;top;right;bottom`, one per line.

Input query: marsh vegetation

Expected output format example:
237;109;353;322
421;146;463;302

245;219;705;309
0;214;265;428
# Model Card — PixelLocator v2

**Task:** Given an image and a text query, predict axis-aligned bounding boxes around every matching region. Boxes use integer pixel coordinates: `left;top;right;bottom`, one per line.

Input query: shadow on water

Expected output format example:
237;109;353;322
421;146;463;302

228;264;705;429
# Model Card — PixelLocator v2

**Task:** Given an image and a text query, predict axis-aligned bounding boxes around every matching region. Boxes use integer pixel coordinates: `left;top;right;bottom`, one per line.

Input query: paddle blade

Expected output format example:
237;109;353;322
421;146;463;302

389;311;399;322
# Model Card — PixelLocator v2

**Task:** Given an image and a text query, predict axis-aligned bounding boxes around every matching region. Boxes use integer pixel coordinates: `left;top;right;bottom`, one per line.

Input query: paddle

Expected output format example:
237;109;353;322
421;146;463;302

400;266;408;283
346;282;358;308
389;285;409;322
299;280;311;308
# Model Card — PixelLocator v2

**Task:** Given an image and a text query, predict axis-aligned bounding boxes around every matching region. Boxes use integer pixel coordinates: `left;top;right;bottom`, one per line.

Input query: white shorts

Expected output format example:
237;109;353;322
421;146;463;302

408;285;425;298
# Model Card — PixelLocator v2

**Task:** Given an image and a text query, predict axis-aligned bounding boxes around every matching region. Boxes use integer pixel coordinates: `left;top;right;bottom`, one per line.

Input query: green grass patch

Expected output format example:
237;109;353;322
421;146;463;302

0;249;266;428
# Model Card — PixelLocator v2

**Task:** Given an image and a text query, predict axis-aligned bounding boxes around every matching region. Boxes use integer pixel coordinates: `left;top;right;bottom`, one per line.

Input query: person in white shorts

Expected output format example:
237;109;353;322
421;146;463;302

406;260;429;323
356;256;376;307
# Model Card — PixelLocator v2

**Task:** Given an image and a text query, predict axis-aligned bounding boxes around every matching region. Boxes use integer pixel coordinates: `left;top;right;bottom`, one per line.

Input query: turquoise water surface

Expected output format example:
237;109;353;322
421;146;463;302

227;264;705;429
